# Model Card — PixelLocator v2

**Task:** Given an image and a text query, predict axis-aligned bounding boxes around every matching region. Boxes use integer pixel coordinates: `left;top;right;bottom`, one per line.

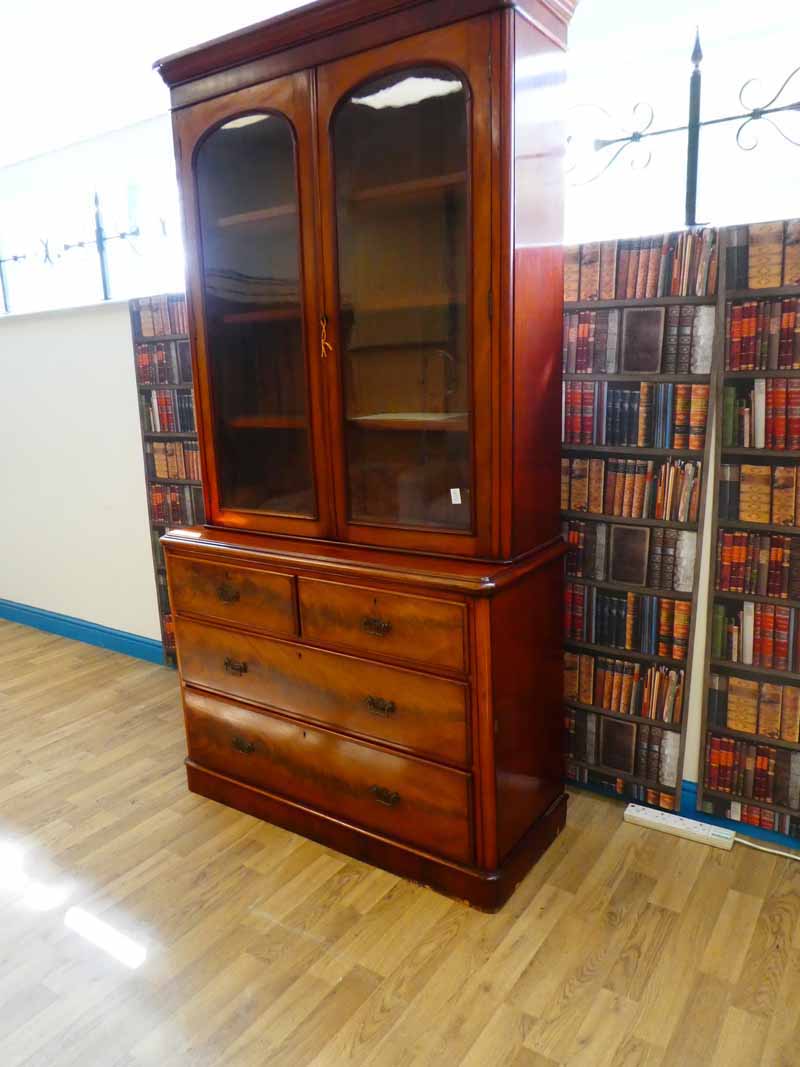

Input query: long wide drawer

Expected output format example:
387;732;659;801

175;616;469;765
168;554;296;636
298;578;466;673
183;688;473;864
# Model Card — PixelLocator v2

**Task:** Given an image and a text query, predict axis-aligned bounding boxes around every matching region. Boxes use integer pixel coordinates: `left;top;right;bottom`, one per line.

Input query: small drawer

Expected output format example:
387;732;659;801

298;578;466;673
183;688;473;864
174;617;469;765
167;555;296;636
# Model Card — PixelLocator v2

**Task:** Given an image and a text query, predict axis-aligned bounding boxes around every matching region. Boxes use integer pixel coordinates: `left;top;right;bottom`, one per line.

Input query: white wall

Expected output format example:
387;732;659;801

0;301;161;640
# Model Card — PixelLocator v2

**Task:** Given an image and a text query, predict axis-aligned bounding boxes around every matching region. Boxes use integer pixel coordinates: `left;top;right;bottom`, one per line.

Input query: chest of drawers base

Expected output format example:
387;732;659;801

164;527;567;911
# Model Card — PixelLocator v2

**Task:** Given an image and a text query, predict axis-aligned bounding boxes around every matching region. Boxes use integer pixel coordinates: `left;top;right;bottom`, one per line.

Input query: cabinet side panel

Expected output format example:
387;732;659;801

492;554;565;861
510;12;566;555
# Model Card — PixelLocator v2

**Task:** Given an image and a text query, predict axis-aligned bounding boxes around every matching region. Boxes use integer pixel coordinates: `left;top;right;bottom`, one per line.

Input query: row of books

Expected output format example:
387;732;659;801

562;382;709;450
565;585;690;661
719;463;800;526
707;673;800;742
568;764;676;811
566;708;680;787
563;521;696;593
135;341;193;385
704;734;800;808
702;796;799;835
148;484;205;527
712;601;800;673
726;219;800;291
721;379;800;450
132;294;188;338
144;439;202;482
715;531;800;599
139;389;197;434
725;298;800;371
561;305;713;376
561;457;701;524
565;651;685;725
564;229;719;302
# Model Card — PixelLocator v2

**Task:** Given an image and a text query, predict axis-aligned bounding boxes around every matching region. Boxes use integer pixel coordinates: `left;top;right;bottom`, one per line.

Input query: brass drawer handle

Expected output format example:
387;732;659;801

224;657;248;676
217;582;240;604
369;785;400;808
232;736;255;754
365;695;396;718
362;615;392;638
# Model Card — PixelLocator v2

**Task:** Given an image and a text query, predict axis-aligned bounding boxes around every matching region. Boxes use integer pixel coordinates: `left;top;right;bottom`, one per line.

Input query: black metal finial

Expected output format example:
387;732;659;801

692;28;703;69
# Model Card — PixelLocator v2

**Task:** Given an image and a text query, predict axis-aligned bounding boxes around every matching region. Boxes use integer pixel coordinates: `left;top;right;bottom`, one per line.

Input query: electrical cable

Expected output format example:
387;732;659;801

734;835;800;862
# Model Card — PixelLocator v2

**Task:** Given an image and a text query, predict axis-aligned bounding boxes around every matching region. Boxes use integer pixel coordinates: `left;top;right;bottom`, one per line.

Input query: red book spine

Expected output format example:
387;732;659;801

753;603;763;665
774;378;788;449
774;606;791;671
729;303;742;371
766;379;775;450
788;381;800;451
581;382;595;444
761;605;776;669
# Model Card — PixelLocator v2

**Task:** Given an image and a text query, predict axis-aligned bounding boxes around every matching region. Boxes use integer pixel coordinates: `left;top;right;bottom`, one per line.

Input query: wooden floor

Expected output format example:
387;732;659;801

1;621;799;1066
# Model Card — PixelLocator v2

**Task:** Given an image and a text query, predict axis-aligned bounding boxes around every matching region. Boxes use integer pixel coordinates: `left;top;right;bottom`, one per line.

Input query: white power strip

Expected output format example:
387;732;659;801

623;803;736;850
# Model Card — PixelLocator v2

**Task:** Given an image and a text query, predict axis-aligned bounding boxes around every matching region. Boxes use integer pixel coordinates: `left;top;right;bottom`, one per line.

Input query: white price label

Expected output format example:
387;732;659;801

450;488;462;505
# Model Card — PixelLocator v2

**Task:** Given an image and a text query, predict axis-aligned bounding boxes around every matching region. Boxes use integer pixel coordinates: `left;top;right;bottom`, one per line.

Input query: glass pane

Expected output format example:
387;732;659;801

332;68;472;531
196;112;314;517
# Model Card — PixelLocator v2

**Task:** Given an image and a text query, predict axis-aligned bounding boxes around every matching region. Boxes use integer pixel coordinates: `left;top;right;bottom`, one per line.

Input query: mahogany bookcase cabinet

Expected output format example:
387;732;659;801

156;0;574;909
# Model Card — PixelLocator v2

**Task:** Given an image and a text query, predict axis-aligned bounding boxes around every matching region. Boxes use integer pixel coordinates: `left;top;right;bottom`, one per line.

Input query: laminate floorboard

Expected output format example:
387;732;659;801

0;619;797;1066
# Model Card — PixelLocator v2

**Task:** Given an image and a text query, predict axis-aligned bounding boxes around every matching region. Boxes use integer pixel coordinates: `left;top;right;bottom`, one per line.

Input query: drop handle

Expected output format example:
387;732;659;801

224;657;248;676
369;785;400;808
362;615;392;637
232;736;255;755
365;695;396;718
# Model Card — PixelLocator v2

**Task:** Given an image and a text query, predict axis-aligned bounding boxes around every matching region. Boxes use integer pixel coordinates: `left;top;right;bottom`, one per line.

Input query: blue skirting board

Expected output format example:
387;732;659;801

567;777;800;851
0;598;164;665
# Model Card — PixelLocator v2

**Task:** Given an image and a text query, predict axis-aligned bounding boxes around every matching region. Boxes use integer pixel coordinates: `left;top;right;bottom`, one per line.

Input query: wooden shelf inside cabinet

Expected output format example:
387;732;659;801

356;297;466;314
564;295;716;311
562;444;704;460
566;575;694;601
563;372;711;384
561;510;698;531
569;759;677;793
723;369;800;380
217;203;296;227
565;699;683;732
714;590;800;611
565;640;686;670
710;659;800;685
705;724;800;752
226;415;307;430
702;787;800;820
349;171;466;204
717;519;800;536
347;412;468;432
222;308;300;324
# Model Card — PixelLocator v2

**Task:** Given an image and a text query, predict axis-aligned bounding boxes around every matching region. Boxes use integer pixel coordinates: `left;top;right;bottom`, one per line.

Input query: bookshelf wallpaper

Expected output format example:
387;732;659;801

130;294;202;667
562;216;800;841
561;229;719;812
698;218;800;838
